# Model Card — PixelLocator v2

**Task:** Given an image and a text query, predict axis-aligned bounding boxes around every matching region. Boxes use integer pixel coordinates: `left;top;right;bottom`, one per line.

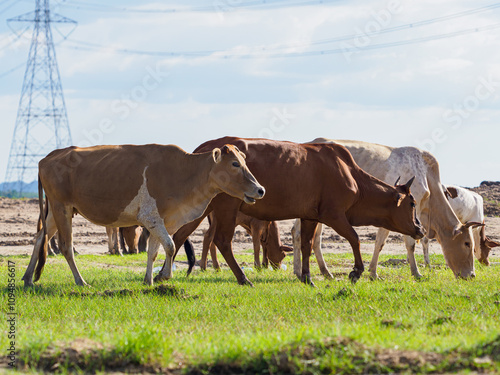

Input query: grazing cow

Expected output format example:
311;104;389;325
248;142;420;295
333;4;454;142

292;139;480;280
199;212;292;270
22;143;265;287
439;185;499;266
164;137;424;286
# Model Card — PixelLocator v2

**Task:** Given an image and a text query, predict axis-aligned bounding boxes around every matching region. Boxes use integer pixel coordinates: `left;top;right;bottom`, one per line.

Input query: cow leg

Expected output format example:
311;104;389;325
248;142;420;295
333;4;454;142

119;227;127;254
144;235;160;285
48;236;59;256
404;236;423;279
312;223;333;279
106;227;121;256
211;211;250;286
421;236;431;268
22;208;57;287
138;227;149;253
209;243;220;270
147;223;175;284
291;219;302;279
324;215;362;284
201;215;217;271
252;228;262;269
368;228;390;280
300;219;319;286
52;203;86;286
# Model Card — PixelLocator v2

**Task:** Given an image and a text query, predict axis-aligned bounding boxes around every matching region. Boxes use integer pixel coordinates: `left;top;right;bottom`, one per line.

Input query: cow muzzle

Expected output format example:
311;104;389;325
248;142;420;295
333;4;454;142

412;226;426;240
244;186;265;204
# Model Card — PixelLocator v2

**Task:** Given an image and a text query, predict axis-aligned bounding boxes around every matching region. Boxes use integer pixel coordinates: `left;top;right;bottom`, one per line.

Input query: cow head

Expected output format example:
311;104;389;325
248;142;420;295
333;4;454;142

441;222;483;278
261;221;292;269
210;145;265;204
477;225;500;266
388;177;425;240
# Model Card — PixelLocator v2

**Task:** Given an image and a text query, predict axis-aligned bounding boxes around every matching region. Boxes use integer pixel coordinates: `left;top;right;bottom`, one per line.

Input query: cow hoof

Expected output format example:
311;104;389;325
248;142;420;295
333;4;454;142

239;277;254;287
369;273;379;281
349;271;361;284
154;274;170;283
321;271;334;280
301;274;315;287
413;273;423;279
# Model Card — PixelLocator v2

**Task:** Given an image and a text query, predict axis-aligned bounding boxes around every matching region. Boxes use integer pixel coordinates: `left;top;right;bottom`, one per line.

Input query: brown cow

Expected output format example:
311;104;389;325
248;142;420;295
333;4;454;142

199;212;292;270
163;137;424;286
120;226;145;254
22;143;265;287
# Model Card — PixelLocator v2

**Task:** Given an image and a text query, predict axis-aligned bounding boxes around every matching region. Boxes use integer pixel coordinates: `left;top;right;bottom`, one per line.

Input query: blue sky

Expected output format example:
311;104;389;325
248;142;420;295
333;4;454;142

0;0;499;187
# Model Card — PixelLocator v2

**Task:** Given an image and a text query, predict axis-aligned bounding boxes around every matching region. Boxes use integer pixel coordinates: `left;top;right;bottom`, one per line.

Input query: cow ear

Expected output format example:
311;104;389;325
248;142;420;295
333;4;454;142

212;148;222;163
452;224;463;239
446;187;458;199
395;193;404;207
485;237;500;248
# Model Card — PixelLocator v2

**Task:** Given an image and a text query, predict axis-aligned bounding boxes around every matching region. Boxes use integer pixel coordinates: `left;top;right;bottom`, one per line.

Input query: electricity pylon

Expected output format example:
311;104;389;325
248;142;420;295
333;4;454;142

2;0;75;196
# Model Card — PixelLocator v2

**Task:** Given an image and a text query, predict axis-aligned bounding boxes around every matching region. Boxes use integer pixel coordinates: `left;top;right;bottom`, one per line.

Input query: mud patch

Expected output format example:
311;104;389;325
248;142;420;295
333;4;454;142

13;338;172;374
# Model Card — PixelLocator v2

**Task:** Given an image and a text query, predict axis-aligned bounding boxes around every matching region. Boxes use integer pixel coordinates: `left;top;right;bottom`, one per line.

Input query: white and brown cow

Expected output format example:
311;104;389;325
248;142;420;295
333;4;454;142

292;139;480;280
437;185;499;266
22;143;265;287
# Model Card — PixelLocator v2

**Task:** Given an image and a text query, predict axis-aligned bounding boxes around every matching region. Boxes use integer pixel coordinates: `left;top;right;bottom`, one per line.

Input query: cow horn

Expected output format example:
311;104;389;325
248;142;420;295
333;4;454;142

464;221;485;229
394;176;401;186
405;176;416;190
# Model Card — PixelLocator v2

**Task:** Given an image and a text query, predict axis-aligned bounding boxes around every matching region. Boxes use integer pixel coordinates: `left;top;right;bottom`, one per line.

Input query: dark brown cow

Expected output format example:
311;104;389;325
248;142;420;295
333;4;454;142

22;143;265;287
164;137;424;286
200;212;292;270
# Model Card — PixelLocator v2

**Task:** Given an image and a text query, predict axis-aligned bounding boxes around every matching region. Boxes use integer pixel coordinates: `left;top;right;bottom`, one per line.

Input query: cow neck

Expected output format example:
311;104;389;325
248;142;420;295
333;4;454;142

350;174;395;227
179;152;220;213
425;177;462;241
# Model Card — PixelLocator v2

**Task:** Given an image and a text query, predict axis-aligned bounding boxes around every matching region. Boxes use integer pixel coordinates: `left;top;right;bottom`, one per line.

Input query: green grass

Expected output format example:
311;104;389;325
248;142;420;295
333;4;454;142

1;251;500;374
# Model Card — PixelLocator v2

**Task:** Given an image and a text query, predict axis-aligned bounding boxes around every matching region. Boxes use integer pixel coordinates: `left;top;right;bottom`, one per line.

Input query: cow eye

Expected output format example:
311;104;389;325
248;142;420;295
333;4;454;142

465;242;471;248
232;161;240;168
410;202;416;208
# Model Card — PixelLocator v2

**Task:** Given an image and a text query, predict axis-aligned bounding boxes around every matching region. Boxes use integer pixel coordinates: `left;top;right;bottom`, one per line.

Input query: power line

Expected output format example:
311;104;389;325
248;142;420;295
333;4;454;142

59;0;339;13
0;61;25;78
61;22;500;59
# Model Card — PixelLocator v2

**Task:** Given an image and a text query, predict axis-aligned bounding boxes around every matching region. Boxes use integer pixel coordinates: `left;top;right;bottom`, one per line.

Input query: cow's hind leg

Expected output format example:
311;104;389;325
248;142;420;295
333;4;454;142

52;203;86;286
149;221;176;284
22;208;57;287
312;223;333;279
404;236;423;279
422;237;431;267
368;228;390;280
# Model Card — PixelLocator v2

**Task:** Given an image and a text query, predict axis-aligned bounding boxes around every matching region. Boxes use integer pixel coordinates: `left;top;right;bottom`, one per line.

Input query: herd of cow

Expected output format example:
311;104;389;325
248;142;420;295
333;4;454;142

21;137;499;288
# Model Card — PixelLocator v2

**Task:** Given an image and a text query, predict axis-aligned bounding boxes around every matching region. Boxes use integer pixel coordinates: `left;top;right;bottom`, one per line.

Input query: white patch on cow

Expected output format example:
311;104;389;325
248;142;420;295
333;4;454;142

117;167;162;227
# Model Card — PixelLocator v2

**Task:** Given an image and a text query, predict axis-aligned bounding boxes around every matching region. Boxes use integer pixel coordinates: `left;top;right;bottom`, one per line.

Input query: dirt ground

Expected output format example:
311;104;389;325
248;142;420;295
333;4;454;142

2;196;500;265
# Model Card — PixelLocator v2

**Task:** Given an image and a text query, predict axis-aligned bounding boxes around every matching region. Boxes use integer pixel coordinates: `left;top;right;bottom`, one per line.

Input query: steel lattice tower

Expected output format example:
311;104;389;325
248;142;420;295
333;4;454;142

2;0;75;196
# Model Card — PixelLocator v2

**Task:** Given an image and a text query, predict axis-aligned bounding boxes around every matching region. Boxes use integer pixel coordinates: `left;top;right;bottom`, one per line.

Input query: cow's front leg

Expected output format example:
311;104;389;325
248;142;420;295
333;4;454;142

404;236;423;279
291;219;302;279
300;219;319;287
144;235;160;285
368;228;390;280
212;212;251;286
324;215;362;284
140;213;175;284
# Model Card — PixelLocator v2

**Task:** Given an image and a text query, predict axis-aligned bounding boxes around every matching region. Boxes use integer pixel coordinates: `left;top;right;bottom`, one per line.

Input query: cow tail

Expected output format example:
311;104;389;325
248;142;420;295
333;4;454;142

184;239;196;276
34;176;49;282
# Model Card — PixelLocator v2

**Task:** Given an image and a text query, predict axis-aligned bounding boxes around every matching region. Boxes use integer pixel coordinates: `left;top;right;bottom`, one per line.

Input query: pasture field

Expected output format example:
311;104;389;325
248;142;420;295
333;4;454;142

1;250;500;374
